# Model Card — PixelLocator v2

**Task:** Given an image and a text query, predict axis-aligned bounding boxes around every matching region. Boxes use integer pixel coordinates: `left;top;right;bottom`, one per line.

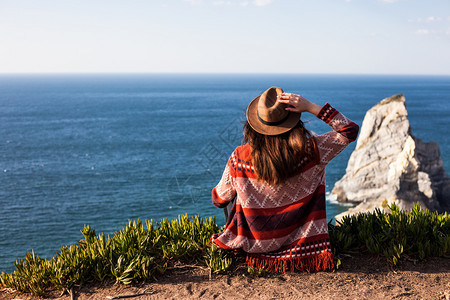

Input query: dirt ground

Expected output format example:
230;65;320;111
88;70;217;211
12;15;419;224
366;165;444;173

1;255;449;300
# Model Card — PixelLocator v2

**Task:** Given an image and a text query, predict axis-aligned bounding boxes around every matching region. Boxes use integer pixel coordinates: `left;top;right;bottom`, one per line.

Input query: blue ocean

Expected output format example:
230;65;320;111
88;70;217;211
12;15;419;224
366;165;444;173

0;74;449;273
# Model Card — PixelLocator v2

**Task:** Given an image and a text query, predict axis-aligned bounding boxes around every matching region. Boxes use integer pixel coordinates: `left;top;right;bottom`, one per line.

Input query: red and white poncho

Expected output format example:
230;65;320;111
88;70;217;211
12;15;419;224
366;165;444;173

211;103;359;273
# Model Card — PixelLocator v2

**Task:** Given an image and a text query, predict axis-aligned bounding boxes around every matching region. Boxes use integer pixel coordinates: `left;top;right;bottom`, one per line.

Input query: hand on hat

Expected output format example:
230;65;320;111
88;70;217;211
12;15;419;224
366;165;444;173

277;93;321;116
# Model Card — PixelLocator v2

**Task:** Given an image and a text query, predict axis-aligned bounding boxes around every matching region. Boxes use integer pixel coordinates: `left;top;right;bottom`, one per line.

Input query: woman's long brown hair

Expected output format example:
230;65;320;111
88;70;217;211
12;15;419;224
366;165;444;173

243;120;315;185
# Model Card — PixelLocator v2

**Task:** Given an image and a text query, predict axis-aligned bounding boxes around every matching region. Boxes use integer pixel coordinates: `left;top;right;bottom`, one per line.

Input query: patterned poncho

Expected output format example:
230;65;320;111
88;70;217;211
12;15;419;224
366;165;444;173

211;103;359;273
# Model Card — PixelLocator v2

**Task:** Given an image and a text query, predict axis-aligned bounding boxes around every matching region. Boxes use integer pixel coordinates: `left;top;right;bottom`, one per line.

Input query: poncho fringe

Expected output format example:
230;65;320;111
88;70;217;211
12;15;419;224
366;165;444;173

245;250;334;273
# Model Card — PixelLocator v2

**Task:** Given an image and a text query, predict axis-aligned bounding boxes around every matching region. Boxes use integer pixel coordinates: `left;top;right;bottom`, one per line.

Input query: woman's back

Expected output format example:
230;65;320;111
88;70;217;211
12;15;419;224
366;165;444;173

211;87;359;273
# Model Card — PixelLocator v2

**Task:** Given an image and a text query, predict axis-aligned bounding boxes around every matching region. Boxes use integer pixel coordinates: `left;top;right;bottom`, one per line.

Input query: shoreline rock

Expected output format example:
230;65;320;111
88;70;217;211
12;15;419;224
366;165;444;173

333;94;450;220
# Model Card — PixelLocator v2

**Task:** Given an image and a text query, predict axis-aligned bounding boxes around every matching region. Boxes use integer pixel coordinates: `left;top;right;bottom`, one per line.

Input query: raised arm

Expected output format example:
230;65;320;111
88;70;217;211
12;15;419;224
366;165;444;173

278;93;359;165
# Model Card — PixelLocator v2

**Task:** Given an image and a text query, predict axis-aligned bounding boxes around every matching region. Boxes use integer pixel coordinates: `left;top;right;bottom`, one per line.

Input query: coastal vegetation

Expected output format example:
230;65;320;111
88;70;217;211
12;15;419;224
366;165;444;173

1;203;449;297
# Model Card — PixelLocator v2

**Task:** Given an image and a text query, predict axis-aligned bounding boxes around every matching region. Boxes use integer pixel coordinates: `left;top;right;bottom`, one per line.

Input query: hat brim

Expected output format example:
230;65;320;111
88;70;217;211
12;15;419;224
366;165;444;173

246;95;302;136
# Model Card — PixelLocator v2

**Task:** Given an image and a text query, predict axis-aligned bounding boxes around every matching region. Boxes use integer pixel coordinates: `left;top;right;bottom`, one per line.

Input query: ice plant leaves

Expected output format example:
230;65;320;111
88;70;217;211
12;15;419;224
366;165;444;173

329;203;449;265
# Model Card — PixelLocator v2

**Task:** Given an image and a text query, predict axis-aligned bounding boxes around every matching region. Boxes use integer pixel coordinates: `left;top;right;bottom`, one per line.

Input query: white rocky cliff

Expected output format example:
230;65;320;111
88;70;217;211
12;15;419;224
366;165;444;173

332;94;450;219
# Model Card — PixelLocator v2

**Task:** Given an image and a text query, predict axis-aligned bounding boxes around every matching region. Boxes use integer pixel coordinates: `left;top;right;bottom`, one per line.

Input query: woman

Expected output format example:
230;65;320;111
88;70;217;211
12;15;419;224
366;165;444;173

211;87;359;273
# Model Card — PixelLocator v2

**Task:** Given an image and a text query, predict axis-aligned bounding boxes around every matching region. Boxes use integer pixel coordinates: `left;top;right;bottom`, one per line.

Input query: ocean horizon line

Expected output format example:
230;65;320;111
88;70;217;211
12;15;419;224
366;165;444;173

0;72;450;77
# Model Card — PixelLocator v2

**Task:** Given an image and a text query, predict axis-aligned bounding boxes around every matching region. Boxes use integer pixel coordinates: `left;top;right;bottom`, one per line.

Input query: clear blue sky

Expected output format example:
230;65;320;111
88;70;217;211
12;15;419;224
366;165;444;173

0;0;449;74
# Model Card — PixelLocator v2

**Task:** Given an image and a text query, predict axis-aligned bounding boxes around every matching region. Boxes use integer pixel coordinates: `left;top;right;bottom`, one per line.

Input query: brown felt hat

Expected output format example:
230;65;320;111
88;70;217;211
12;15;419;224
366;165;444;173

246;87;301;136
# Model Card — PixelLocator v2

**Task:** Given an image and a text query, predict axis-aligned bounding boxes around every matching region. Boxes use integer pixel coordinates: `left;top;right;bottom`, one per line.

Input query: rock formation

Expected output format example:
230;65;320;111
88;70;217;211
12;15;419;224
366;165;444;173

333;94;450;219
